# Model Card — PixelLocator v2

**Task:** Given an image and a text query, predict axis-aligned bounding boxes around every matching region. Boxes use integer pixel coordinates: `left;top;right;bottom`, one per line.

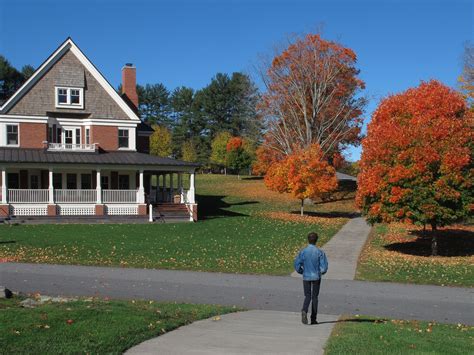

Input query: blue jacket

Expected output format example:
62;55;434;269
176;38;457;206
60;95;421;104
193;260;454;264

294;244;328;281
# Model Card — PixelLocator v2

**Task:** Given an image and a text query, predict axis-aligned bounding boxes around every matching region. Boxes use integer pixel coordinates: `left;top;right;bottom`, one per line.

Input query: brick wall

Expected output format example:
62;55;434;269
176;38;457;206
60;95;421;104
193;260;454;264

92;125;118;151
20;123;47;148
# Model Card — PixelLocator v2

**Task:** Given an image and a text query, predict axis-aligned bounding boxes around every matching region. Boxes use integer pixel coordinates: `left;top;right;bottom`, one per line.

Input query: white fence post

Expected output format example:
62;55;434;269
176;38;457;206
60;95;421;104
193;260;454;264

48;169;54;204
138;170;145;204
1;167;6;204
96;170;102;204
189;171;195;204
148;203;153;222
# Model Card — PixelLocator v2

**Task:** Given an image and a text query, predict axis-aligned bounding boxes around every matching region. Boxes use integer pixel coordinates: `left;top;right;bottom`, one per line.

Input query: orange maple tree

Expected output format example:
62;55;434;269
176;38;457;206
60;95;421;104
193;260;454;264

265;144;338;215
257;33;365;159
356;80;473;255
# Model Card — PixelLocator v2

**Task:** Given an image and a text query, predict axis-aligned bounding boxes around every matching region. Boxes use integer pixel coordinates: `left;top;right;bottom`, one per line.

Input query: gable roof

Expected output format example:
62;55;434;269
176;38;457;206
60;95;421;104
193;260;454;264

0;37;140;121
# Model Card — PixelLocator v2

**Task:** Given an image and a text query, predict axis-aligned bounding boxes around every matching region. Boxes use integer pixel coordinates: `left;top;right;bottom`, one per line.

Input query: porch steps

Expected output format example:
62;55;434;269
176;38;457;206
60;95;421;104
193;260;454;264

154;203;190;223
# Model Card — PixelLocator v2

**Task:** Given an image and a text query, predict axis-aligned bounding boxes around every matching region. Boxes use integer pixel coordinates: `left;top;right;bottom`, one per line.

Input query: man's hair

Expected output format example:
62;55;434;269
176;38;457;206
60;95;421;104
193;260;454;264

308;232;319;245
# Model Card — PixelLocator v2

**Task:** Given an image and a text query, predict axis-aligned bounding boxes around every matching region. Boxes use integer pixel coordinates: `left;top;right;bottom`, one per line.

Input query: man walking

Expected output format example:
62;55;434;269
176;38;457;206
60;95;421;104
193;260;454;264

294;232;328;325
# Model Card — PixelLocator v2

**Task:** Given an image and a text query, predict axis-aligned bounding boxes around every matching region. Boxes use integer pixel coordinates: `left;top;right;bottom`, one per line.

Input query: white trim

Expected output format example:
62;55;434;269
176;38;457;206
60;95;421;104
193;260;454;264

57;118;138;127
55;86;84;109
0;114;48;120
0;38;141;122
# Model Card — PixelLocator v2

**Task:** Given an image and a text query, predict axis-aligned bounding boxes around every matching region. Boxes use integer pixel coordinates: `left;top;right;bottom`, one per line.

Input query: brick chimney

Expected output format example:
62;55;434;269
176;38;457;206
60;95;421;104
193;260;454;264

121;63;138;109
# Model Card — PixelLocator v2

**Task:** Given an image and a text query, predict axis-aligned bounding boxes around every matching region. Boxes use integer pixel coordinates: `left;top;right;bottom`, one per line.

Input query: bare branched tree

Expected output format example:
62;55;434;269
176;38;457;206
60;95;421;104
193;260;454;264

258;34;367;158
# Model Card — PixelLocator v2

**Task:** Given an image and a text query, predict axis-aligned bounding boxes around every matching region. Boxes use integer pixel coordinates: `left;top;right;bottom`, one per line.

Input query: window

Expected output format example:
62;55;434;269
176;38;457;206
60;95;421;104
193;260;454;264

66;174;77;189
75;129;81;145
81;174;92;189
7;173;19;189
6;125;18;145
64;129;73;144
71;89;80;104
53;173;62;189
57;88;68;104
55;87;83;108
101;176;109;190
118;175;130;190
85;128;90;145
118;129;129;148
30;175;39;189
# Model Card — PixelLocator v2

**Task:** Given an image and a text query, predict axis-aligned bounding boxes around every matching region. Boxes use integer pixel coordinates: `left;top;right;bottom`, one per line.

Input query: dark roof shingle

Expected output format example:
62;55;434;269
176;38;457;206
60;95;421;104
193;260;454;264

0;148;199;168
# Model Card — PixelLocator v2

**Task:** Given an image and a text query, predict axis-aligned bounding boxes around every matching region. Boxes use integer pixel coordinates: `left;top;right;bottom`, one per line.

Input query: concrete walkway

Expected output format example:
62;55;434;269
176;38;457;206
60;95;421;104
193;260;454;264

126;311;339;355
291;217;371;280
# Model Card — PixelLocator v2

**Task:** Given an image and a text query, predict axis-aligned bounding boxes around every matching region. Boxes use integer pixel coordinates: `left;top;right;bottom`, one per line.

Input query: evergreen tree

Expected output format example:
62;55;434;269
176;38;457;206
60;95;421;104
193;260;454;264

0;55;31;102
138;83;170;126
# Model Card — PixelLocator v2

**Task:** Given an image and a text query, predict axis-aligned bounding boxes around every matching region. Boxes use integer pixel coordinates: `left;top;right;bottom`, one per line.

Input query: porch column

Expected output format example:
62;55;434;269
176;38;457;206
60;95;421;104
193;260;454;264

189;171;195;204
155;174;159;202
48;168;54;204
170;173;174;202
178;173;183;203
138;169;145;203
96;170;102;204
1;167;6;204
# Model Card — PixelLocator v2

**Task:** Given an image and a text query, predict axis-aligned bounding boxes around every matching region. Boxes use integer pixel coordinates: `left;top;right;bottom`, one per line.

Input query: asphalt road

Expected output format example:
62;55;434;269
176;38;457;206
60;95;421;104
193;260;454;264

1;262;472;325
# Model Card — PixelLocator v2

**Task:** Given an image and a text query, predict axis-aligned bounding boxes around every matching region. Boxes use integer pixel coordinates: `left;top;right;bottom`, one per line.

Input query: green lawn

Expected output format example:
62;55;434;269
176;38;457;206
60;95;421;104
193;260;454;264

0;297;233;354
325;316;473;354
356;223;474;287
0;175;354;275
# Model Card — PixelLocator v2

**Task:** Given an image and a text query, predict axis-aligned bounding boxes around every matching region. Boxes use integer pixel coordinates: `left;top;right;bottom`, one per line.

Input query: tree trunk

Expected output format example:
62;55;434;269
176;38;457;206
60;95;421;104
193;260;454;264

224;167;227;175
300;199;304;216
431;224;438;256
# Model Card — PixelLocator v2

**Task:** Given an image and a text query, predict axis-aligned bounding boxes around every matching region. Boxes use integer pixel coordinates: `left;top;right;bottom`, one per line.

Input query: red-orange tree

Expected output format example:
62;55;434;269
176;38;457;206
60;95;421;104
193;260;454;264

357;80;473;255
265;144;338;215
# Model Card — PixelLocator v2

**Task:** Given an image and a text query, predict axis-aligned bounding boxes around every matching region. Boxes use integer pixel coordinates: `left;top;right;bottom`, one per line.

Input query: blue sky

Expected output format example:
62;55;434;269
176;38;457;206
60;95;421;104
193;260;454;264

1;0;472;161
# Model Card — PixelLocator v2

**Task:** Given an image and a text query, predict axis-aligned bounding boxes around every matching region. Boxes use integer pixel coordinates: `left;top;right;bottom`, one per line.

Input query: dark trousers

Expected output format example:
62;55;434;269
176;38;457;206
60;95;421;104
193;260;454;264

302;279;321;320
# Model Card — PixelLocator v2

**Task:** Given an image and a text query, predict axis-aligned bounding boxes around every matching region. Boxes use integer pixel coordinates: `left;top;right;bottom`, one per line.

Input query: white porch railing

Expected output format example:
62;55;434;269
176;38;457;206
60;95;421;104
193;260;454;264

48;143;96;152
103;189;138;203
55;189;97;203
8;189;49;203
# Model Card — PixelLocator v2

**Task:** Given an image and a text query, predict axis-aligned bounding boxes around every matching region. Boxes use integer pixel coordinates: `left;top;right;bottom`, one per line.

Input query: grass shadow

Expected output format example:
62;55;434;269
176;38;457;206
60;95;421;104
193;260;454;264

317;318;388;325
384;229;474;257
196;194;258;220
290;211;360;219
0;241;16;244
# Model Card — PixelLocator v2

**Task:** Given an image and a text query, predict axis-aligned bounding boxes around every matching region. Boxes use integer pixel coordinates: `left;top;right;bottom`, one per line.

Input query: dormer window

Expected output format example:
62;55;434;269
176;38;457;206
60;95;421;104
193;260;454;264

55;87;84;109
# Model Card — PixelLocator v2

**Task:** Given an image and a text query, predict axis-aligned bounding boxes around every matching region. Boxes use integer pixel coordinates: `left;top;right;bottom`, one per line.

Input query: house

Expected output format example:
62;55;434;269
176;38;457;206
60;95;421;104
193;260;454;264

0;38;198;221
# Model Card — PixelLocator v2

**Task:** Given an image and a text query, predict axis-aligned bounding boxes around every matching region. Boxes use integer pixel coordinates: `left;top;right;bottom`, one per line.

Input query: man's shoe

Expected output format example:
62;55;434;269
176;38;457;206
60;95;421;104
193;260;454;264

301;311;308;324
311;320;318;325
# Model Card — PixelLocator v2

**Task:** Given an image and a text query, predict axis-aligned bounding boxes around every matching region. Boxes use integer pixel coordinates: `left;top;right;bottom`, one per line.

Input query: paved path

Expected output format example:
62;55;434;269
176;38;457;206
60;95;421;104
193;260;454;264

291;217;371;280
126;311;339;355
1;262;472;325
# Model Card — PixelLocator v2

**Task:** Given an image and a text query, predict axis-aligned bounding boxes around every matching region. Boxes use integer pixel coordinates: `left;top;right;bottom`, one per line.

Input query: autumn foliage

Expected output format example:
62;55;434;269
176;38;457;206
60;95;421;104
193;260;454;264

258;33;365;159
357;80;473;254
265;144;338;215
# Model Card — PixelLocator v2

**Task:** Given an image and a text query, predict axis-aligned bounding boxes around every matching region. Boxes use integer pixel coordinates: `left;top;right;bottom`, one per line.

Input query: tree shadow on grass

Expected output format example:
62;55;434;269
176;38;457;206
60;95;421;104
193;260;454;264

241;176;264;181
317;318;388;325
196;194;258;220
289;211;360;219
384;229;474;257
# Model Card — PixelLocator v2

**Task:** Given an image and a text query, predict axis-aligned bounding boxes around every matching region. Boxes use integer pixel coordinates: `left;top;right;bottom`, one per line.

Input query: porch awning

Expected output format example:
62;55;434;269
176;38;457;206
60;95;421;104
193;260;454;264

0;148;199;168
